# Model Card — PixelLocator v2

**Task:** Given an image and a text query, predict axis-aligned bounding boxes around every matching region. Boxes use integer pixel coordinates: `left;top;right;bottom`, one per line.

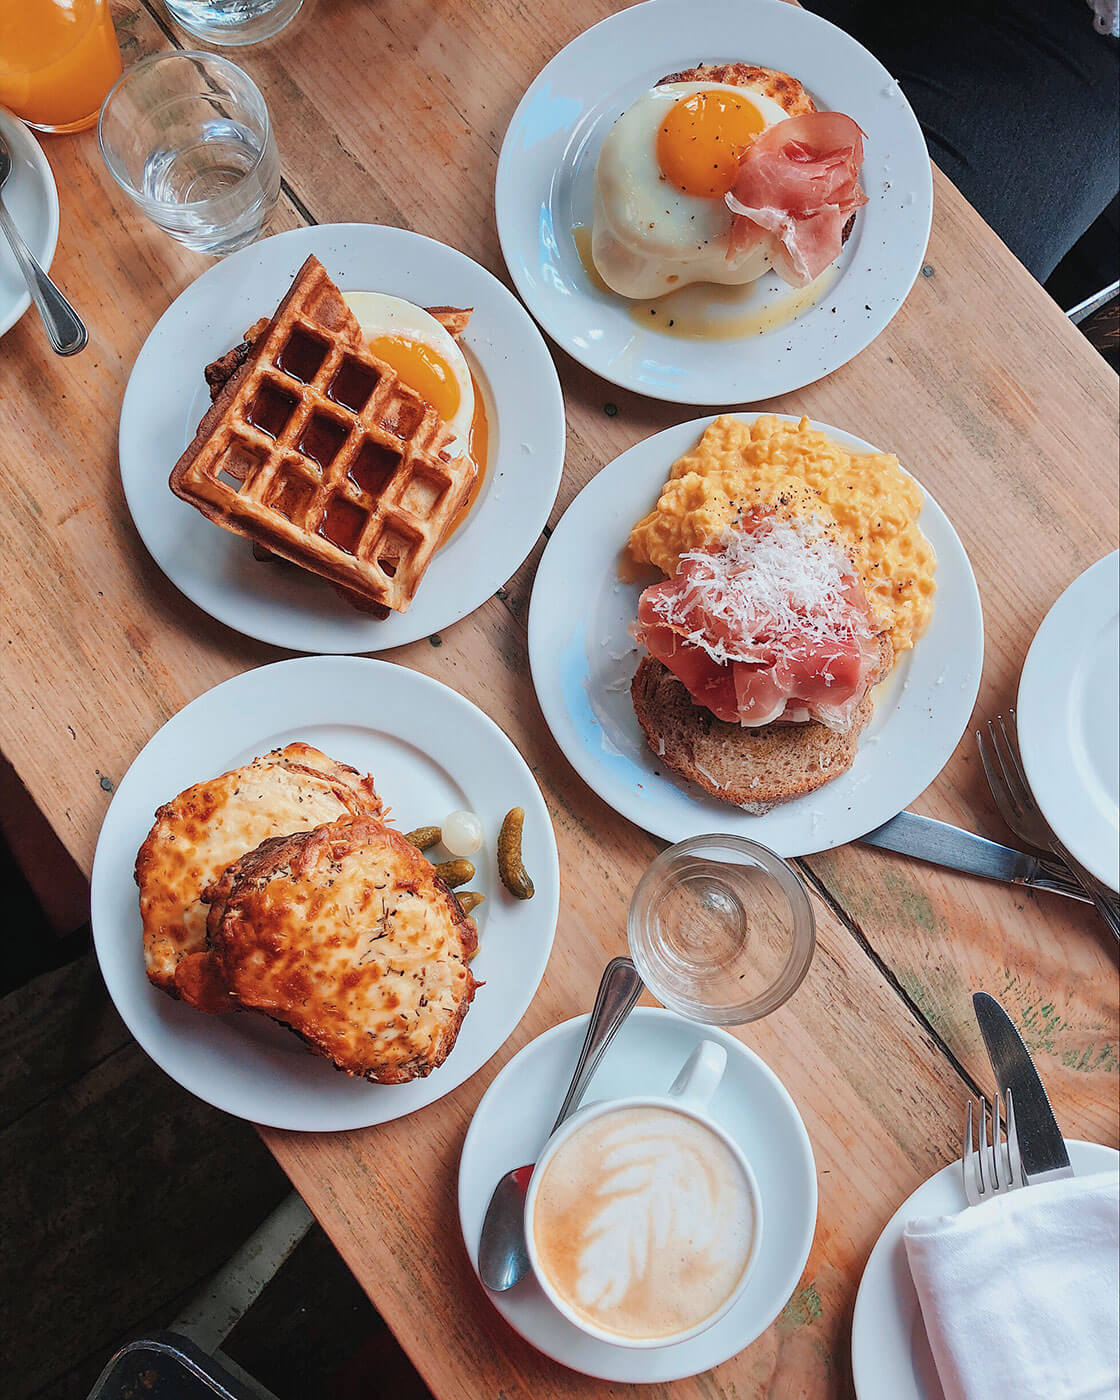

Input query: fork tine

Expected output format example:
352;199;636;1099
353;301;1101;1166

994;716;1036;816
978;1097;991;1195
987;720;1026;821
964;1099;976;1201
1006;1087;1025;1187
991;1094;1004;1190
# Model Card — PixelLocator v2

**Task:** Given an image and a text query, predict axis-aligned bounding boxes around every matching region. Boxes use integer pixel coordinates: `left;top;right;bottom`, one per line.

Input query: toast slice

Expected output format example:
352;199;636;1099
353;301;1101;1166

631;635;892;815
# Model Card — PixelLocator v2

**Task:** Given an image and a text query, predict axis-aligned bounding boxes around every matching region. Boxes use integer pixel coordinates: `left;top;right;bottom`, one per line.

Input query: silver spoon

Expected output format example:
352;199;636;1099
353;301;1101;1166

0;134;87;356
478;955;645;1292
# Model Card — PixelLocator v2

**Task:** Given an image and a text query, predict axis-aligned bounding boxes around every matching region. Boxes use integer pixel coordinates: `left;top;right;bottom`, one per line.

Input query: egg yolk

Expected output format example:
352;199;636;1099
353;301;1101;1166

367;334;461;423
657;89;767;199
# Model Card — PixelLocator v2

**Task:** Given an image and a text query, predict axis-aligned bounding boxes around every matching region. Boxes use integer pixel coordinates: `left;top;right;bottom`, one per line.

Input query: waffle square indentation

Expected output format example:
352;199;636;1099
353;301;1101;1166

276;329;330;385
379;392;425;440
267;473;318;522
248;381;298;439
328;358;380;414
348;440;402;497
297;413;348;470
318;497;368;554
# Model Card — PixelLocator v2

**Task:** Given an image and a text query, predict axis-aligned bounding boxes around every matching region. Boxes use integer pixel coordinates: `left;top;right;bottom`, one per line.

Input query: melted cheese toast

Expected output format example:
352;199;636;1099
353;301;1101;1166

196;817;479;1082
135;743;383;1000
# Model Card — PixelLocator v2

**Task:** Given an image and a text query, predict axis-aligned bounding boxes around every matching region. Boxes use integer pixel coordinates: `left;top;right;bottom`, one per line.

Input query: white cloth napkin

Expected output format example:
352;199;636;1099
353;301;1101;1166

903;1170;1120;1400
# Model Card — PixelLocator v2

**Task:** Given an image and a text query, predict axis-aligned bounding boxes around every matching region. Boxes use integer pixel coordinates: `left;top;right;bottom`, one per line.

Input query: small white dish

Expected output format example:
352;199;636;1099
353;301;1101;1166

90;655;560;1130
1018;551;1120;891
851;1140;1119;1400
0;107;59;340
527;413;984;858
458;1006;816;1382
496;0;932;404
119;223;566;654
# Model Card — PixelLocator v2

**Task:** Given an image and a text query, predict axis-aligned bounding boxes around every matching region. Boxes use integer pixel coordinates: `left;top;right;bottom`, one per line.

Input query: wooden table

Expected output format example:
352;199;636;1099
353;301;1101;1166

2;1;1117;1393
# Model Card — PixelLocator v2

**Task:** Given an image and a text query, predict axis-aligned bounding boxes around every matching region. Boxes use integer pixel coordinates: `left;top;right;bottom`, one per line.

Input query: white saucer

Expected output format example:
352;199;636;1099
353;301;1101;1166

90;655;560;1130
0;108;59;339
458;1006;816;1382
851;1140;1120;1400
495;0;932;404
119;223;565;654
1018;551;1120;891
527;413;984;857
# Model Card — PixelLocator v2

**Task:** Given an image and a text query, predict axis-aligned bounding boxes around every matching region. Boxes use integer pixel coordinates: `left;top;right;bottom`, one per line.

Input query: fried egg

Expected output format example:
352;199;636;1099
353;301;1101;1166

343;291;474;451
592;82;794;298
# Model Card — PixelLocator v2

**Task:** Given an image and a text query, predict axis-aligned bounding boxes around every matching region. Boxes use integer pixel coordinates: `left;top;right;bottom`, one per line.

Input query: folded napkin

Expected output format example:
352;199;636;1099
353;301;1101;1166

903;1171;1120;1400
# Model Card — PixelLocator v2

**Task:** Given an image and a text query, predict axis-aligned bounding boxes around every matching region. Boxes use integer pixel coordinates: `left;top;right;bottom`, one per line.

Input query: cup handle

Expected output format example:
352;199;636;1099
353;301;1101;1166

667;1040;727;1112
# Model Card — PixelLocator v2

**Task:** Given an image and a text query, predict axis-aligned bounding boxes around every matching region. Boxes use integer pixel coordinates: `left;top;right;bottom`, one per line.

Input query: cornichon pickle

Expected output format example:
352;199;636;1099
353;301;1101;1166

497;806;534;900
434;858;475;889
404;825;441;851
457;891;485;916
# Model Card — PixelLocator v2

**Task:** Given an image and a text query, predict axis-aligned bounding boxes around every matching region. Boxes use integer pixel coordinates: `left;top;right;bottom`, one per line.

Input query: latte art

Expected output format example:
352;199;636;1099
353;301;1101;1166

532;1106;755;1340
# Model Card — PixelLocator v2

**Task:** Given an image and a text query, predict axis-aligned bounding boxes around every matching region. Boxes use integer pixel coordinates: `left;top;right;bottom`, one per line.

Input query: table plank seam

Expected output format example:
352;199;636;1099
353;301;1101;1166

796;858;985;1099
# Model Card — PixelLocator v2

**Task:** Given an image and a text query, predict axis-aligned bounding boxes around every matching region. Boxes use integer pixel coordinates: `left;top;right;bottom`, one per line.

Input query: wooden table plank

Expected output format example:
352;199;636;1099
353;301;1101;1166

0;1;1116;1394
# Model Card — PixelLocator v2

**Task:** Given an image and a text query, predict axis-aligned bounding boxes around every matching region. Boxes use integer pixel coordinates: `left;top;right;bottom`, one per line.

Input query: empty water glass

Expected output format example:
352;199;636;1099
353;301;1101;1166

158;0;303;46
98;53;280;256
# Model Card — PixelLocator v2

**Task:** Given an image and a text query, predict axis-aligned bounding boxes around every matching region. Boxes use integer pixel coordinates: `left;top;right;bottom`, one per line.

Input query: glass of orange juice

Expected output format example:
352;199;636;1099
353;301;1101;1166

0;0;123;134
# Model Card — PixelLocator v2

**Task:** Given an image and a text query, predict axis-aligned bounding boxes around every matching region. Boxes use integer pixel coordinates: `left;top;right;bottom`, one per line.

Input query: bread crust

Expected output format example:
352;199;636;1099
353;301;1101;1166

197;817;478;1082
631;636;892;813
657;63;817;117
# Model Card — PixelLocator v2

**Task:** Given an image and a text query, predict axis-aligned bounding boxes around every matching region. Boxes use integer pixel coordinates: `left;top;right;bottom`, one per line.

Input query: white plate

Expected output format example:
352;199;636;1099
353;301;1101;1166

0;108;59;339
851;1140;1119;1400
1018;552;1120;892
528;414;983;857
119;223;565;654
495;0;932;405
89;655;560;1130
458;1006;816;1382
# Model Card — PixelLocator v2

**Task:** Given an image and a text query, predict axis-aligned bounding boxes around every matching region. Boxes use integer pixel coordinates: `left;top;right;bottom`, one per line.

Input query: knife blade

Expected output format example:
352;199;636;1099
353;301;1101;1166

973;992;1074;1183
860;811;1090;903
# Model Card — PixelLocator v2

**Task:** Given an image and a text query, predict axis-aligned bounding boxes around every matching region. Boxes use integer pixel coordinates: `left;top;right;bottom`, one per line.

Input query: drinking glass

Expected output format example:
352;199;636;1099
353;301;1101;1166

159;0;303;46
0;0;122;133
98;53;280;256
628;834;815;1025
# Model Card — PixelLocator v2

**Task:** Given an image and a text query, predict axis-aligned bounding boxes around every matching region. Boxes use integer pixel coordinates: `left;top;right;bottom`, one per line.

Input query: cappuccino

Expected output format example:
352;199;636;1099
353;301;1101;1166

531;1105;756;1341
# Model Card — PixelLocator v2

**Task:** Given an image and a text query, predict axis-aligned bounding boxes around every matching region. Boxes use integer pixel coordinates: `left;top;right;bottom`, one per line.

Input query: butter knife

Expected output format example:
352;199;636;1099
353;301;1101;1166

859;811;1089;903
973;992;1074;1183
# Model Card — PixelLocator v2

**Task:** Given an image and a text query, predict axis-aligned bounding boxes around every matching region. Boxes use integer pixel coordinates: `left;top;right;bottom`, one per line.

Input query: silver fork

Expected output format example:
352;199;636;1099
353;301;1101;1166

978;712;1120;939
963;1088;1025;1205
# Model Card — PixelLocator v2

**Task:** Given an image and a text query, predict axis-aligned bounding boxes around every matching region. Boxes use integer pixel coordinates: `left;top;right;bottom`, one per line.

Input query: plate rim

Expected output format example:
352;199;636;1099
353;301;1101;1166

494;0;933;404
850;1139;1120;1400
457;1004;818;1382
1017;550;1120;891
527;410;984;856
89;653;561;1131
0;107;60;339
117;221;566;654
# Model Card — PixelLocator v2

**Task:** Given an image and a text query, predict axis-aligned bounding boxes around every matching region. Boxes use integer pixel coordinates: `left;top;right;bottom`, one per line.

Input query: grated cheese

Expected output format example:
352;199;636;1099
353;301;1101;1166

644;514;874;669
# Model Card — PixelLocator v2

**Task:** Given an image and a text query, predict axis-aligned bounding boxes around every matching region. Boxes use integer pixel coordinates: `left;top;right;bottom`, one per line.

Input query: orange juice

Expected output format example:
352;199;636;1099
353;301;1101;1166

0;0;123;133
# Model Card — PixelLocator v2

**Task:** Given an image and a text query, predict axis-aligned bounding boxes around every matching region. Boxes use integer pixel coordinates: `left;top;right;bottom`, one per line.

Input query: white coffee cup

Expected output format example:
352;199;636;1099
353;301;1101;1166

524;1040;763;1349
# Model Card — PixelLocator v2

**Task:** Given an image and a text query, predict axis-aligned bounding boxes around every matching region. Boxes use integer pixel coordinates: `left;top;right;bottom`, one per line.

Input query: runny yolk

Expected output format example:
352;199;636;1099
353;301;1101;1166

657;89;767;199
367;334;461;423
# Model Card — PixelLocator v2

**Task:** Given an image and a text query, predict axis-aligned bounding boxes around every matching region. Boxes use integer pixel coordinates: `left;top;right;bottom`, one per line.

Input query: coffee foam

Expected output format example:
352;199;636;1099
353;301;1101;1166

532;1105;755;1340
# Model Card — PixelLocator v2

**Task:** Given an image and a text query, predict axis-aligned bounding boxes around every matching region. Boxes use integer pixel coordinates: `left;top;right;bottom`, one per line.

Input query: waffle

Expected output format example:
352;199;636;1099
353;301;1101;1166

171;255;478;613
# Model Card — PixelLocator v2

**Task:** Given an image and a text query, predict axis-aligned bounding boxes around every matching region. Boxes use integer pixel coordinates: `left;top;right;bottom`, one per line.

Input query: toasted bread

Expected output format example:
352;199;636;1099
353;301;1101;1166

135;743;383;1000
190;817;478;1082
657;63;816;117
631;636;892;814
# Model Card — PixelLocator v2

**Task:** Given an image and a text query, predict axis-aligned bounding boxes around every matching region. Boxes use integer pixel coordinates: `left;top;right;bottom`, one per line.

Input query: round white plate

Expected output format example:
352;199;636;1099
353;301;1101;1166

0;108;59;339
495;0;932;404
119;223;566;654
528;413;983;857
851;1140;1119;1400
459;1006;816;1382
90;655;560;1131
1018;552;1120;892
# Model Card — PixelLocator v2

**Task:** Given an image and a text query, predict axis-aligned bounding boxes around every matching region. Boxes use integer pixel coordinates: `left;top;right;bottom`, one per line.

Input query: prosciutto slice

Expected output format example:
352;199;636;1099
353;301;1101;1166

632;513;882;732
725;112;867;288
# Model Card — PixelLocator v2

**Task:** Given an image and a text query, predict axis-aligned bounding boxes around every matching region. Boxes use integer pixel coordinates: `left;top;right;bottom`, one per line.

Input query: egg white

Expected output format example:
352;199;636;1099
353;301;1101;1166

343;291;474;451
592;82;792;299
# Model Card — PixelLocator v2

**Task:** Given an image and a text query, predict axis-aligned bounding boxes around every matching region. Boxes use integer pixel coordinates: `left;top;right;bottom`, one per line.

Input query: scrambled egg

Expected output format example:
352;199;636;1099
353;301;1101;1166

627;414;937;657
